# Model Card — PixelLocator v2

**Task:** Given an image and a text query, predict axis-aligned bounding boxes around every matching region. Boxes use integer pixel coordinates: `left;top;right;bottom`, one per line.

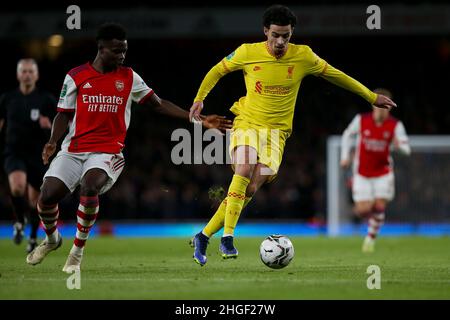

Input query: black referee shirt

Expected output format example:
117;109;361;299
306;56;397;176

0;88;56;155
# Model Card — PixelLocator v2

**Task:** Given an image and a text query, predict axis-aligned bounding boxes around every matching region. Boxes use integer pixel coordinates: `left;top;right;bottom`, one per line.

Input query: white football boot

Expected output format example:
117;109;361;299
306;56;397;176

362;236;375;253
26;234;63;265
62;253;83;273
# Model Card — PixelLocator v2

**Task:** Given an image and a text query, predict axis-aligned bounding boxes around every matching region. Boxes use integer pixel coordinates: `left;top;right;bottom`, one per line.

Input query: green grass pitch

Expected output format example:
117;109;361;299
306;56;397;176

0;236;449;299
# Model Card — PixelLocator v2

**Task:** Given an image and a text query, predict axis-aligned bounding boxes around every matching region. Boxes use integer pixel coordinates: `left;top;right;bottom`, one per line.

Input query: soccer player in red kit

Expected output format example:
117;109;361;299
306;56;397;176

340;88;411;253
26;23;231;272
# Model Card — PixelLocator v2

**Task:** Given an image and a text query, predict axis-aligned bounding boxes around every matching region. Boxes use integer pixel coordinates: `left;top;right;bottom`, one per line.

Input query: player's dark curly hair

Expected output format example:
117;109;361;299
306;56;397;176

96;23;127;42
263;4;297;28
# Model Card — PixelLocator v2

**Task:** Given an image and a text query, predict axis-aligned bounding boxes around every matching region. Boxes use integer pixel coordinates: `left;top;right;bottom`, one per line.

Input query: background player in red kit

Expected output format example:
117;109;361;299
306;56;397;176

340;88;411;253
26;23;232;272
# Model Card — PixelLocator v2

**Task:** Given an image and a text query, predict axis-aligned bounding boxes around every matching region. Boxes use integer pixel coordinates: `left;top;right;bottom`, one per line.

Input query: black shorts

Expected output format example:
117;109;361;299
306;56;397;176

3;149;48;191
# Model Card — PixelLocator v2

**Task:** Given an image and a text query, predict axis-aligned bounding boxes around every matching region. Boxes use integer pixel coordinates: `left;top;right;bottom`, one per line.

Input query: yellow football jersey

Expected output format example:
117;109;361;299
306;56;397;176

194;41;377;134
228;42;328;132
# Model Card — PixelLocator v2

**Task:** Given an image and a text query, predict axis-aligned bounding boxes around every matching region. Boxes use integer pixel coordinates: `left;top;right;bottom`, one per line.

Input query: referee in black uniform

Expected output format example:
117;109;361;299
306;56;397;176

0;59;56;253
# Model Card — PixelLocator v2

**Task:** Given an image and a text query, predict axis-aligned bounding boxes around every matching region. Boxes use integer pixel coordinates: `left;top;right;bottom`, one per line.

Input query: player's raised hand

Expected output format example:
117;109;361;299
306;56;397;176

42;142;57;165
200;115;233;132
373;94;397;110
189;101;204;122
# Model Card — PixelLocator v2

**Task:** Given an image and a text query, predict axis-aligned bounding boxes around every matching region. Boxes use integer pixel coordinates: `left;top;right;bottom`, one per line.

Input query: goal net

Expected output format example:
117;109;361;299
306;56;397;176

326;135;450;236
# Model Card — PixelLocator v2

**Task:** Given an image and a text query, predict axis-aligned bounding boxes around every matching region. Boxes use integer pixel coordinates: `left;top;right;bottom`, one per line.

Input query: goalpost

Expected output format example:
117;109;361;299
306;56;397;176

327;135;450;236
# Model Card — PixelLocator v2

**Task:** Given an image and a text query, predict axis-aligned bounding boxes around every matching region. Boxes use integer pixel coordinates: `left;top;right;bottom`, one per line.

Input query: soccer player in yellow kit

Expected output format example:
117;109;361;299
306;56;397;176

190;5;397;266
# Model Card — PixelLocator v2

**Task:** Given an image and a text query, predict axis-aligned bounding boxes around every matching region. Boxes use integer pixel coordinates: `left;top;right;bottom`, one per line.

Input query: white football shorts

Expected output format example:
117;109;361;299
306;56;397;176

352;172;395;202
43;151;125;194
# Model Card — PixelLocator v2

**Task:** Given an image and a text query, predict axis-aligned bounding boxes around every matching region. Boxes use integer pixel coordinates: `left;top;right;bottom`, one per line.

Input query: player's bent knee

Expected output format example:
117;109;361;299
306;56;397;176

38;189;58;207
38;178;69;206
79;169;109;196
234;164;254;179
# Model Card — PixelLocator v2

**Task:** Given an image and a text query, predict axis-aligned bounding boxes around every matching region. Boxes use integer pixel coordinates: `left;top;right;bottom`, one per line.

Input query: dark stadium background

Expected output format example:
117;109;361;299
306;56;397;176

0;0;448;225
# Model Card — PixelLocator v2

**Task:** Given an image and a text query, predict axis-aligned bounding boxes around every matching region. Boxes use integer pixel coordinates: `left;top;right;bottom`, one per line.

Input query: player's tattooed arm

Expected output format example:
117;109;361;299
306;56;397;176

144;93;232;131
42;112;72;165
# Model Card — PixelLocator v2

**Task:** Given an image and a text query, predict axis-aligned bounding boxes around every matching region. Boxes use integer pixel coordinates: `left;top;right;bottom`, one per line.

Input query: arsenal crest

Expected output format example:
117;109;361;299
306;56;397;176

30;109;40;121
115;80;124;92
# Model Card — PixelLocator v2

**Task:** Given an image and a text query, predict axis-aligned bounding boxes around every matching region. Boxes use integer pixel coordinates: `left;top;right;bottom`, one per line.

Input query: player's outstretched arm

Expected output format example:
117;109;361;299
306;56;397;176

144;93;232;131
319;64;397;110
190;62;230;121
42;112;72;165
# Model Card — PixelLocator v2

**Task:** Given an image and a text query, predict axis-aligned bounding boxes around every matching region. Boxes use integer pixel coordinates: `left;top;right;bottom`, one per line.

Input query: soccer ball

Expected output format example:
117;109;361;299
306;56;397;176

259;235;294;269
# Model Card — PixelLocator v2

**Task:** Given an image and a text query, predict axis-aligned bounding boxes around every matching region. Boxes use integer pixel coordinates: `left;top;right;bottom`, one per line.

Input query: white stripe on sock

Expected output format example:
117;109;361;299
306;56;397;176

78;204;99;215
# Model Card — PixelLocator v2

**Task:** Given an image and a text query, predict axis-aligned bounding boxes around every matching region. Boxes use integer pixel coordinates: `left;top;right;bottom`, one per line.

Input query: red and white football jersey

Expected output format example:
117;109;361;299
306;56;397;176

57;62;154;154
341;112;410;177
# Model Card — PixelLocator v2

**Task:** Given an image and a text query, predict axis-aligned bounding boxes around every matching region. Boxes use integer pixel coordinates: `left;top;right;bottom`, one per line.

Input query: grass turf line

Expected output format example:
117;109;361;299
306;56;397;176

0;236;449;299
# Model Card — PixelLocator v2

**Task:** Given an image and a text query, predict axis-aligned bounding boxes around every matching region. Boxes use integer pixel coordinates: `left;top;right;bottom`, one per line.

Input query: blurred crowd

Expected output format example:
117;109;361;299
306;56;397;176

1;35;449;222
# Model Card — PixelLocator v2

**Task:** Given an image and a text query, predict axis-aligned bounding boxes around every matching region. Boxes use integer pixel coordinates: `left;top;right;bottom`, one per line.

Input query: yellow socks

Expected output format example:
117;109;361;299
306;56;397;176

223;174;250;236
203;198;227;238
202;195;253;238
